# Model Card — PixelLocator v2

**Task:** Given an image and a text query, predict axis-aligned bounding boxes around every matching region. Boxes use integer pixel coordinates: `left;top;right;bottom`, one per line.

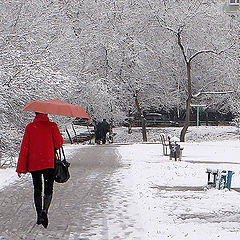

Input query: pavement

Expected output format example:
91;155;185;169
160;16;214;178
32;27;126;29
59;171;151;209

0;145;122;240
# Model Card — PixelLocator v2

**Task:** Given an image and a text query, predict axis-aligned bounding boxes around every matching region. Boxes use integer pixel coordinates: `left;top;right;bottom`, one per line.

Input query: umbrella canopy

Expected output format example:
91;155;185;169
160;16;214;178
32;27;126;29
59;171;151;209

22;99;90;119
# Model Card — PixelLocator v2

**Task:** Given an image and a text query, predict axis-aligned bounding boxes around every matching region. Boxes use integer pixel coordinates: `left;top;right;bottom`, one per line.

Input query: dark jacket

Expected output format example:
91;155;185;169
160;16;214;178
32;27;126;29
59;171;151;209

101;121;110;134
95;121;110;140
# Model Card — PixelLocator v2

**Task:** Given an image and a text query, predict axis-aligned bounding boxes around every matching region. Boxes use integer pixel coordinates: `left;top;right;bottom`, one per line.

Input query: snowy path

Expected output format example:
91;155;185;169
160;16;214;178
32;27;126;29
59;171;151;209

1;141;240;239
0;145;121;239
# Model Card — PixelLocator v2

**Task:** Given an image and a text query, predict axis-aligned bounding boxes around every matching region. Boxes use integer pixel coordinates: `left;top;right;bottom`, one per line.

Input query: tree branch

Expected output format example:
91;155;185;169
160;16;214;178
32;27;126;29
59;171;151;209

192;79;218;97
177;26;188;64
193;90;234;97
155;15;178;34
189;50;216;62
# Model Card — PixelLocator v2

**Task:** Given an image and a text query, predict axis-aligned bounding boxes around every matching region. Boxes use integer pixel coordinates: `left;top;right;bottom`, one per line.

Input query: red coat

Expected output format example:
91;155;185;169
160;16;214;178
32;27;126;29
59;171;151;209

16;114;64;173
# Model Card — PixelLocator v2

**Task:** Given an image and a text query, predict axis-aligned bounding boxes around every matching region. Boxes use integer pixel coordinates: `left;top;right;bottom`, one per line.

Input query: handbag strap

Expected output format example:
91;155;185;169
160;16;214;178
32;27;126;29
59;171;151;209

59;147;62;160
60;147;65;160
55;146;67;164
56;147;66;162
54;148;59;160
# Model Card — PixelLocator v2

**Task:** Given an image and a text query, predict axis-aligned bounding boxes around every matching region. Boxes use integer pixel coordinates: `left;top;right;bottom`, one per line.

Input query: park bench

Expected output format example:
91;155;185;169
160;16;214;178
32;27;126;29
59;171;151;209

206;168;234;190
72;132;95;143
160;134;169;156
168;136;183;161
65;126;95;144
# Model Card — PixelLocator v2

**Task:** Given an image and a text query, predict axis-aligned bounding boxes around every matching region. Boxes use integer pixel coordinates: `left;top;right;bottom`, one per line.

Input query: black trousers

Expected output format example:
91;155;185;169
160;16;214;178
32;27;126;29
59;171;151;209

31;169;55;216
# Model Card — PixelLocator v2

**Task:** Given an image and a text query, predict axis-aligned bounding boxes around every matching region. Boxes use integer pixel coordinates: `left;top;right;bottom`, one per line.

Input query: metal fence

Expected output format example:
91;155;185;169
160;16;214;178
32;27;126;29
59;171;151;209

128;120;233;127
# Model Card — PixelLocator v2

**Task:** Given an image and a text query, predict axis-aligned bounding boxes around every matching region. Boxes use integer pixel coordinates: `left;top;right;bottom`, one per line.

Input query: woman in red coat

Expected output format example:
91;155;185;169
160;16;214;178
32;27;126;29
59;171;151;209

16;112;63;228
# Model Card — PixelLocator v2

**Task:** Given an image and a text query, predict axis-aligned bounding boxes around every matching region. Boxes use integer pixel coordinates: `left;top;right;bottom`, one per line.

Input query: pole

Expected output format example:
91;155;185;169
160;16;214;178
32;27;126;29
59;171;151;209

191;105;206;126
197;106;200;126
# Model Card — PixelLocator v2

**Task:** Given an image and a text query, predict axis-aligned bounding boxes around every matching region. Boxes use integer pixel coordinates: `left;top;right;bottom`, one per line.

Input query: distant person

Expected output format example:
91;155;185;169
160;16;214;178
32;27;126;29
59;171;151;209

101;119;110;144
94;119;110;144
95;121;102;144
16;112;63;228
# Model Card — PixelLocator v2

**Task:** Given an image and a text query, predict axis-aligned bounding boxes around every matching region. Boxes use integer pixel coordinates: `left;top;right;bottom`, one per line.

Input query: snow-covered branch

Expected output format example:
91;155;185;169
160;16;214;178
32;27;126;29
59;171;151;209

193;91;234;98
189;50;216;62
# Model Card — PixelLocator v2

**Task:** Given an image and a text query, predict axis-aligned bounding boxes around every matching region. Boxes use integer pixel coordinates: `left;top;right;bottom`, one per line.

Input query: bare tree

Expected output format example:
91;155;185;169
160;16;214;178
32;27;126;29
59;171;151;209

176;26;219;141
153;1;237;141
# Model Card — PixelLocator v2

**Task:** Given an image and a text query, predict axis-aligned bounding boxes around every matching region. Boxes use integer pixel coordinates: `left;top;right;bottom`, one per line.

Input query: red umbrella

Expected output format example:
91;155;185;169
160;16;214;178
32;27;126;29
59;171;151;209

22;99;90;119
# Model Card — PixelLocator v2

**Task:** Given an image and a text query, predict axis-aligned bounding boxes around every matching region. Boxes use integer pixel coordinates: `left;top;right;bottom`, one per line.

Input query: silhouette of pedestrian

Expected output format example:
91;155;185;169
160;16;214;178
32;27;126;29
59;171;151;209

94;119;110;144
101;119;110;144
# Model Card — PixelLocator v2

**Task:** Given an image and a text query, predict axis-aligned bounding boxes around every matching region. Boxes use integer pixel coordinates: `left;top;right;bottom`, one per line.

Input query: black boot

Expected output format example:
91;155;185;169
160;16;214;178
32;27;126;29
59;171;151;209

33;192;43;225
42;194;52;228
36;212;44;225
41;210;48;228
43;194;52;214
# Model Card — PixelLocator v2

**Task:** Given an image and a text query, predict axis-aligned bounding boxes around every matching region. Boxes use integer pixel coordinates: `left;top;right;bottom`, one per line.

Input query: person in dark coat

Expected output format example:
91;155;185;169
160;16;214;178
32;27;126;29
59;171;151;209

94;119;110;144
101;119;110;144
94;121;102;144
16;112;63;228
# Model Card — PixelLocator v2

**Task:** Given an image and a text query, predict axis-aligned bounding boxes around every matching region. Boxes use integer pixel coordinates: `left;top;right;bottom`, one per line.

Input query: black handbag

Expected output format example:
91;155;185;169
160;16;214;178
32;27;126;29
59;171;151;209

54;147;70;183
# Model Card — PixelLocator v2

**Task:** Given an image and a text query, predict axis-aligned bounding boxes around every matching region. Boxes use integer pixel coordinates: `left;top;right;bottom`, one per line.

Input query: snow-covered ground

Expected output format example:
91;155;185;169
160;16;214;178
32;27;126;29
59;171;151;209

1;126;240;239
113;142;240;239
111;126;240;239
113;125;240;143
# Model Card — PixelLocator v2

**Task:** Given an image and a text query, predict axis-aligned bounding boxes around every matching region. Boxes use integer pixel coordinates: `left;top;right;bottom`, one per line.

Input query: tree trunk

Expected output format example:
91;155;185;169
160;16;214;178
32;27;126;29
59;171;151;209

216;112;219;126
127;110;132;134
134;92;147;142
180;62;192;142
206;111;208;126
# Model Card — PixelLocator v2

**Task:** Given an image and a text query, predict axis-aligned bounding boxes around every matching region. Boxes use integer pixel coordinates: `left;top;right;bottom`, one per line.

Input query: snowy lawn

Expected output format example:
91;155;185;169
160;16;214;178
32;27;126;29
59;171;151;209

118;141;240;188
113;141;240;239
0;167;19;191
